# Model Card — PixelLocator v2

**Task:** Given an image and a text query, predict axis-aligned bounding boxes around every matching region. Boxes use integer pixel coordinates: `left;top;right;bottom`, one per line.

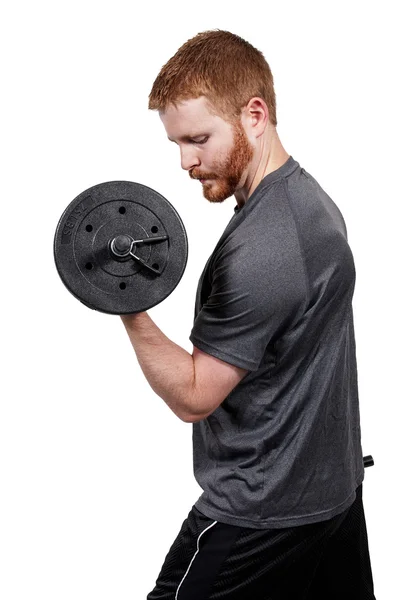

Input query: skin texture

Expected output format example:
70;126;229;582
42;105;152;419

120;96;290;422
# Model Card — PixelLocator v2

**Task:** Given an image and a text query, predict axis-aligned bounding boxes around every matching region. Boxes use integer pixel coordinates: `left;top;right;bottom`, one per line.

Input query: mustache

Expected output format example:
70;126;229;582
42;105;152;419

189;171;217;180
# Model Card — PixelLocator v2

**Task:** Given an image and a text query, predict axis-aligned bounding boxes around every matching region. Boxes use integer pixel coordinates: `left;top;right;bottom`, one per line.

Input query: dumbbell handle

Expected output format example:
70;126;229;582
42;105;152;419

363;455;374;468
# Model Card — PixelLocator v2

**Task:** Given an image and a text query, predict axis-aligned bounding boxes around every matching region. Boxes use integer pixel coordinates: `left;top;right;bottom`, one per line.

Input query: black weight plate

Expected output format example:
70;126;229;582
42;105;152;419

54;181;188;314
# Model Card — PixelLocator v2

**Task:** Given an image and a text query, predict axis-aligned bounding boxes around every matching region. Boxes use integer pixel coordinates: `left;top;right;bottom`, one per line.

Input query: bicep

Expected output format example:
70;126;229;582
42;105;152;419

189;345;249;422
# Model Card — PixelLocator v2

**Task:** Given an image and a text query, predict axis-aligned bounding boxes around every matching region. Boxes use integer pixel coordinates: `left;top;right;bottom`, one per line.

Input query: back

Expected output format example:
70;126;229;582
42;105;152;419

189;156;365;529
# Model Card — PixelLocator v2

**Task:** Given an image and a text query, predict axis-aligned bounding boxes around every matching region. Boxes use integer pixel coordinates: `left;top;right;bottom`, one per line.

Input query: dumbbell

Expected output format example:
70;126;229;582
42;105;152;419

53;181;188;314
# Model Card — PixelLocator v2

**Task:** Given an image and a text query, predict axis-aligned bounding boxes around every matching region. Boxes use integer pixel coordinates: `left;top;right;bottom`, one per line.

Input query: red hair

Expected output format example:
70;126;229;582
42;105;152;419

148;29;277;126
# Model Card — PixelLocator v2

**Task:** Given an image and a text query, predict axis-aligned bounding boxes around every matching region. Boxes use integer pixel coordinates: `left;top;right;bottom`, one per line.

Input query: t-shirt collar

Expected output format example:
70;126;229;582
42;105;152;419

234;155;298;213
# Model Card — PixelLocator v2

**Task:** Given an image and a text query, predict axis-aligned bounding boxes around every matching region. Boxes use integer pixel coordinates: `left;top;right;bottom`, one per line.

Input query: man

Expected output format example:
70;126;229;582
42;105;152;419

121;30;376;599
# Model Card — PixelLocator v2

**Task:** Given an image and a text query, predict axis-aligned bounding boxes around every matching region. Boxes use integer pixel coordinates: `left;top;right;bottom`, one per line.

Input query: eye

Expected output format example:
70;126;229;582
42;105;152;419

192;137;209;145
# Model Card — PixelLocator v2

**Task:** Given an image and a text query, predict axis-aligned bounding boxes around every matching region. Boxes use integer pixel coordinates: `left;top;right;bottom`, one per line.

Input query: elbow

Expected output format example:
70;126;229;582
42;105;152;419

181;407;207;423
183;408;210;423
181;411;201;423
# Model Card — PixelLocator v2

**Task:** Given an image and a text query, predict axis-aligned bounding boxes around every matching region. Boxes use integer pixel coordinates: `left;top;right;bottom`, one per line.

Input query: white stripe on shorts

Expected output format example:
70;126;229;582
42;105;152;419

175;519;218;599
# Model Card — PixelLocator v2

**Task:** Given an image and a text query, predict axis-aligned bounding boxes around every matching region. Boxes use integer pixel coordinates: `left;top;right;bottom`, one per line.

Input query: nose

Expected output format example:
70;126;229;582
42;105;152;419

180;146;200;171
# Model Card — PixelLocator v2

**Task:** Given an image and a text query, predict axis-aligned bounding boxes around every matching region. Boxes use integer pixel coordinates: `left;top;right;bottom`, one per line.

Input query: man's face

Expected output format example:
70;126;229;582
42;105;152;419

160;96;254;203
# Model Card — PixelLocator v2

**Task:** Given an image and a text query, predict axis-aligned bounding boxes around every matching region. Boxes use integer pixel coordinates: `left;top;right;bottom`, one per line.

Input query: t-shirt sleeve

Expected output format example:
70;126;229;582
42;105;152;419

189;240;307;371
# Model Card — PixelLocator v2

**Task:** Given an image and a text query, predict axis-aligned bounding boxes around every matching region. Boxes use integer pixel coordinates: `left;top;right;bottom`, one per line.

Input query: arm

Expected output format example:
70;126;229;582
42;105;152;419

120;312;248;422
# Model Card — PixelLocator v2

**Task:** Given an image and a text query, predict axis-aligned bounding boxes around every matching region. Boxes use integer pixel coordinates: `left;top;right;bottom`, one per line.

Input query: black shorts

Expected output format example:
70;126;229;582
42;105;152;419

147;483;376;599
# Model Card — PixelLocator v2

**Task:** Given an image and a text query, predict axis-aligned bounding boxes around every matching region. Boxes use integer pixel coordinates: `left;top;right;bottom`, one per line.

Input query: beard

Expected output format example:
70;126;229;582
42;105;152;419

190;120;255;203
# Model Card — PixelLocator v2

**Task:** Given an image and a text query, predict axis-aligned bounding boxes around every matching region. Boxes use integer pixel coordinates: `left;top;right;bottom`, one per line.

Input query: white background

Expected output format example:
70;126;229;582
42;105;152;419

1;1;396;598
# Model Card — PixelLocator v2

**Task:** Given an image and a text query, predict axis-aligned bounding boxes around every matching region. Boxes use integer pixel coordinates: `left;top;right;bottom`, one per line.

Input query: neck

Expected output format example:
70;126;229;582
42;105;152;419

235;128;290;208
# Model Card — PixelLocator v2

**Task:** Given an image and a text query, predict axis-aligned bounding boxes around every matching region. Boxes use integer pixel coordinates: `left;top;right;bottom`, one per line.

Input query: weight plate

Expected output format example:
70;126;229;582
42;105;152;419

53;181;188;314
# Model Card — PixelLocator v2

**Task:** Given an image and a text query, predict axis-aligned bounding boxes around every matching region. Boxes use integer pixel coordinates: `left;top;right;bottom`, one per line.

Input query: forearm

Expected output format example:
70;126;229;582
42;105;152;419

120;311;196;422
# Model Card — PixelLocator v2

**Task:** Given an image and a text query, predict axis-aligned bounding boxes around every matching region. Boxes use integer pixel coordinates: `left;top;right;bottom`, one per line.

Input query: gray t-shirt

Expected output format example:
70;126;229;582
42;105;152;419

189;155;365;529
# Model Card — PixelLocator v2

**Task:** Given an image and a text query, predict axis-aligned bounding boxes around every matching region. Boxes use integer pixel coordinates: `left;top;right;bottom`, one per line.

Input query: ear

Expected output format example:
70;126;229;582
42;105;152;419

243;97;269;138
